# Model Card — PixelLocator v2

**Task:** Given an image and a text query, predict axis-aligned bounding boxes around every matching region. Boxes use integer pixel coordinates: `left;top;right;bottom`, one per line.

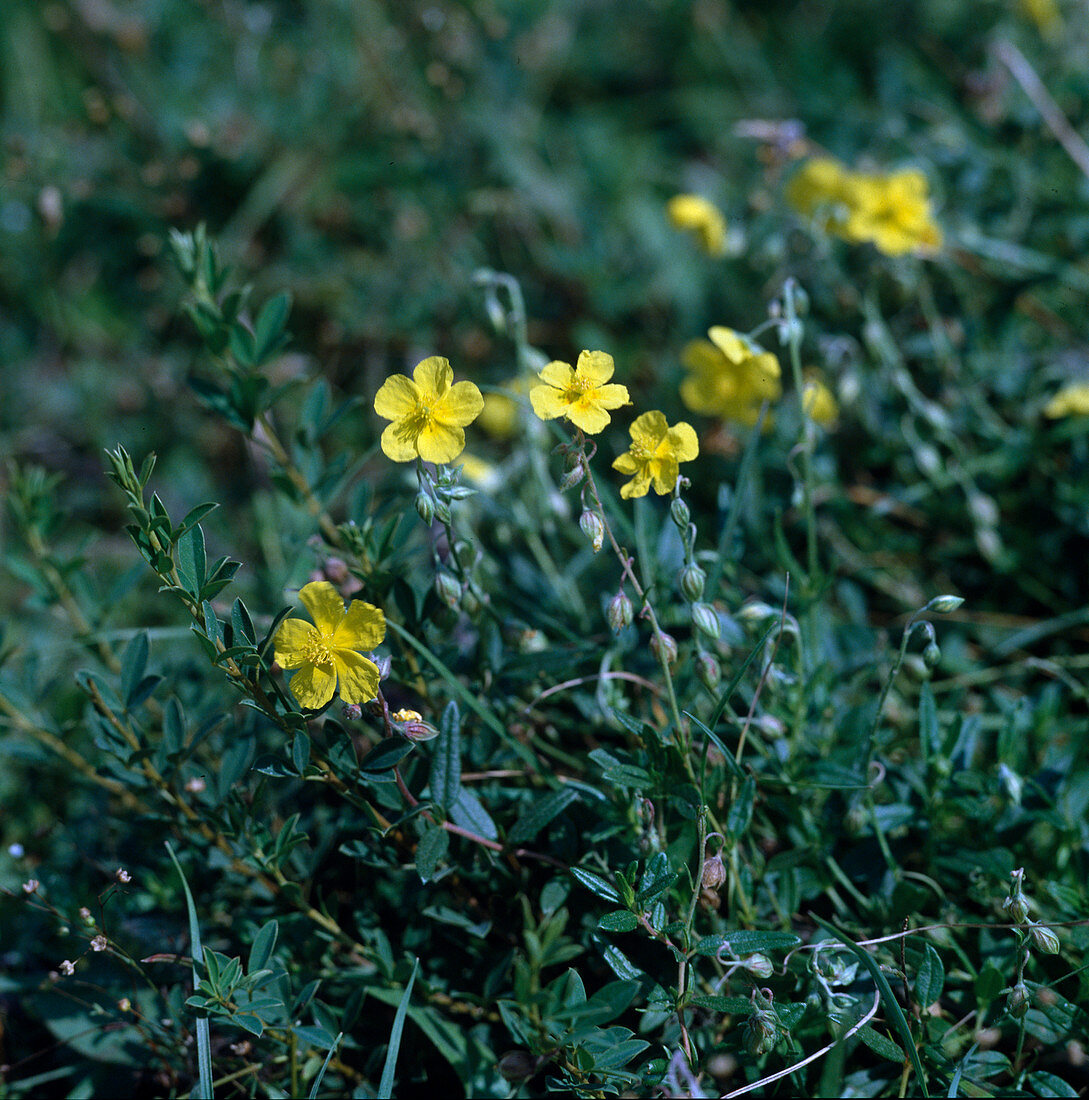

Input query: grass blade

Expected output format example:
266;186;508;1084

378;959;419;1100
307;1031;343;1099
166;842;214;1100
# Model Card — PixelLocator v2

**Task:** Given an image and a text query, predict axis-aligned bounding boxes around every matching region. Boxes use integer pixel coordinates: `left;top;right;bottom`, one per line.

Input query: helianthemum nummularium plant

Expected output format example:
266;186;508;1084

374;355;484;464
273;580;386;710
612;411;699;498
529;349;630;434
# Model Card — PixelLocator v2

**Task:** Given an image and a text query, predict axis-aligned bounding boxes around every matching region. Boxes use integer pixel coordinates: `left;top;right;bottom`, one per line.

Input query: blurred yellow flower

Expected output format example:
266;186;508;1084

477;377;531;439
1044;383;1089;418
1019;0;1062;37
530;350;631;434
374;356;484;463
803;375;839;426
273;581;385;710
458;453;501;490
787;157;941;257
680;326;782;427
667;194;728;256
612;411;699;499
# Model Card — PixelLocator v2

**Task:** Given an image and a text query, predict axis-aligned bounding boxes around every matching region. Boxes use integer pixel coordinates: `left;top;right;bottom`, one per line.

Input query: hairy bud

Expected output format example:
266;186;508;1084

607;590;634;632
1029;923;1060;955
923;642;941;668
579;509;605;553
744;1009;781;1056
678;563;706;603
670;497;691;529
926;594;964;614
692;602;721;641
415;491;435;525
650;631;678;666
435;570;462;608
1006;982;1030;1019
701;854;726;890
696;652;721;691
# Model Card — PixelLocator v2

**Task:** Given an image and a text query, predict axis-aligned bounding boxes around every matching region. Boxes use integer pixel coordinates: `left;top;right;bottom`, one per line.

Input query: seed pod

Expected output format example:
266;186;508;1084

579;509;605;553
607;590;634;632
692;602;721;641
650;631;678;666
559;465;585;492
678;563;706;602
701;854;726;890
742;954;774;979
415;491;435;525
923;642;941;667
696;652;721;691
670;497;691;529
744;1009;780;1056
1029;923;1059;955
1006;982;1030;1019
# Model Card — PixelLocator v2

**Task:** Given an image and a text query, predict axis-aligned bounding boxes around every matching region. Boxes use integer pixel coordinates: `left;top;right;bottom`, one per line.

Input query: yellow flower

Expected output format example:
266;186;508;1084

273;581;386;710
457;453;501;490
802;375;839;426
680;326;782;427
1044;383;1089;418
477;378;531;439
612;411;699;499
667;194;728;256
1020;0;1062;37
843;169;942;256
374;356;484;463
529;349;631;434
787;158;941;256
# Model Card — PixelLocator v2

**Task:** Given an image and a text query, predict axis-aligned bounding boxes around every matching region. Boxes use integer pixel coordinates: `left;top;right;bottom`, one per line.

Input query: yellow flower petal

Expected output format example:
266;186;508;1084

373;374;419;421
538;361;576;389
529;383;569;420
575;350;616;386
650;458;680;495
612;452;640;475
299;581;349;636
380;421;422;463
708;327;750;364
629;410;668;446
619;470;651;499
334;600;386;652
567;401;612;434
332;651;381;704
438;380;485;427
413;355;453;398
273;618;320;669
416;421;466;464
287;662;337;710
478;392;519;438
666;422;699;461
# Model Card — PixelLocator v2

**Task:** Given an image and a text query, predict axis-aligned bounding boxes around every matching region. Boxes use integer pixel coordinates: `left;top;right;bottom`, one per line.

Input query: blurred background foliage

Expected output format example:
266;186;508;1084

4;0;1089;1095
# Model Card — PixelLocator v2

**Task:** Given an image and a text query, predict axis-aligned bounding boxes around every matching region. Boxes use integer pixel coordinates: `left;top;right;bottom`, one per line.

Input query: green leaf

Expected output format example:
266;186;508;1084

508;787;579;845
231;598;256;645
858;1024;904;1063
598;911;639;933
450;788;498;840
176;524;207;595
248;921;278;974
163;696;187;756
636;853;677;906
429;701;461;814
308;1032;343;1100
360;737;415;775
919;681;940;766
693;930;801;956
253;291;292;364
726;774;756;839
592;935;645;982
416;826;449;883
291;732;311;774
571;867;622;904
1026;1070;1079;1097
120;632;149;707
975;964;1004;1004
914;943;945;1008
378;959;418;1100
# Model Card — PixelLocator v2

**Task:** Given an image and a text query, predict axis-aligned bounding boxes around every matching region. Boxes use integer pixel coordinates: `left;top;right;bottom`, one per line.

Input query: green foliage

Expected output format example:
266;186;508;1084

4;1;1089;1097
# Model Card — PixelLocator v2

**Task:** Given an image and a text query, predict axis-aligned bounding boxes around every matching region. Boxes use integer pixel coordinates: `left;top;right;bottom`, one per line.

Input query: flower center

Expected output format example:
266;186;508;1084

302;633;335;665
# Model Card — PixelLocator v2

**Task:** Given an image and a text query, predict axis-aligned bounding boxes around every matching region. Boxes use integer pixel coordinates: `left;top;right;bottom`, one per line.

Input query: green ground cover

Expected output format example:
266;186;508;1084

2;1;1089;1096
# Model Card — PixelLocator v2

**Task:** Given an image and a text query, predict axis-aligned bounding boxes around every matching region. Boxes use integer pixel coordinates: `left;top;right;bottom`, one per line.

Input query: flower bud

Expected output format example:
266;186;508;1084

607;590;634;632
415;491;435;525
650;631;678;666
435;570;462;608
323;557;349;584
678;564;706;602
372;653;392;680
692;602;721;641
923;642;941;668
1002;868;1030;924
1029;923;1060;955
742;954;774;979
1006;982;1030;1019
391;708;439;742
701;854;726;890
926;595;964;614
696;652;721;691
559;465;585;492
579;510;605;553
744;1009;780;1055
342;703;363;721
670;497;690;529
461;588;483;617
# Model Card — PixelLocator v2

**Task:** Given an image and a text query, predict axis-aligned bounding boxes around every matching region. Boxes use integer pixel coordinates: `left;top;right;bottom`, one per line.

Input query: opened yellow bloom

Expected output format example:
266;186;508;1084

787;157;941;257
374;356;484;463
802;375;839;426
612;411;699;499
667;194;728;256
680;326;782;427
273;581;386;710
530;349;631;434
1044;383;1089;418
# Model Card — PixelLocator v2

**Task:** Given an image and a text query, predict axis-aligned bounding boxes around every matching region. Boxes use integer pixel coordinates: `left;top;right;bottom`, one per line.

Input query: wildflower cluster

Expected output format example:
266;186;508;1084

787;156;942;256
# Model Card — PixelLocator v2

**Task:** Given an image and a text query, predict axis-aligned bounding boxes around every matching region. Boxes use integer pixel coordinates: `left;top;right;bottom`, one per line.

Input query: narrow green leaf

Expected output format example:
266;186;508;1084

165;843;213;1100
914;944;945;1008
176;525;207;595
360;737;415;775
416;826;449;882
598;911;639;933
120;632;149;707
429;701;462;814
919;681;940;767
571;867;621;904
308;1032;343;1100
726;774;756;839
508;787;579;845
1026;1070;1079;1097
694;930;801;956
253;291;292;363
858;1024;905;1063
231;598;256;645
378;959;418;1100
450;788;498;840
292;732;311;774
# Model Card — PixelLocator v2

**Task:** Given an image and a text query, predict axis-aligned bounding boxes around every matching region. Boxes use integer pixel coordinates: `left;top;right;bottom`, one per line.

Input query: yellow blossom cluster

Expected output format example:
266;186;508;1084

1043;383;1089;419
786;157;942;257
666;194;728;256
680;327;783;427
